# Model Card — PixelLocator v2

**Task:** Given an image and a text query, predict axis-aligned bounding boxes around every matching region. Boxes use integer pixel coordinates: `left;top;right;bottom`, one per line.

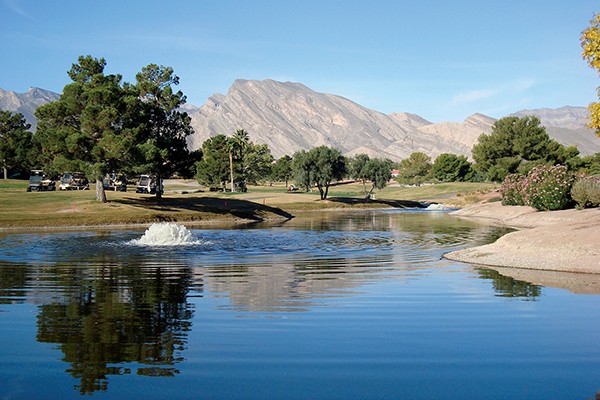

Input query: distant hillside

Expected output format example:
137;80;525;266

187;79;600;159
2;81;599;160
511;106;591;129
0;87;59;130
187;79;501;160
187;79;425;160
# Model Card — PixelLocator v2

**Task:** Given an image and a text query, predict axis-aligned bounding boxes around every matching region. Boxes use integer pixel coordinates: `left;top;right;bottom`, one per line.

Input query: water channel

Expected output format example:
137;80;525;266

0;209;599;399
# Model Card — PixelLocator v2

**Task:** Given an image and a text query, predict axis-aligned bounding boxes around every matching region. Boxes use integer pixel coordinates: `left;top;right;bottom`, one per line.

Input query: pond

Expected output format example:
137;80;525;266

0;210;599;399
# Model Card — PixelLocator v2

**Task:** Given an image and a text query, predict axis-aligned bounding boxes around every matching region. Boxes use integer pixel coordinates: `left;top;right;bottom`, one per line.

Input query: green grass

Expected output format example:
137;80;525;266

0;179;498;229
377;182;498;201
0;179;29;191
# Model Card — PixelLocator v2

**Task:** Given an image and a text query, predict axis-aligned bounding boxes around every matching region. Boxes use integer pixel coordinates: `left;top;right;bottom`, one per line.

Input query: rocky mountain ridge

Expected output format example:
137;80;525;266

1;81;599;161
186;79;600;160
0;87;59;130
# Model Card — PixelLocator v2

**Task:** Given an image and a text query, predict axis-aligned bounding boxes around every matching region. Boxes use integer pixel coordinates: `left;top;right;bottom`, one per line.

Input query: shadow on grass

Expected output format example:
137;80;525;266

326;197;426;208
113;196;295;222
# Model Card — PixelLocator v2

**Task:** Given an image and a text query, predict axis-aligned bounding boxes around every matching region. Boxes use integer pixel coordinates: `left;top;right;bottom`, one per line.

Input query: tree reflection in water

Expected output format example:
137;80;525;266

476;268;542;300
34;263;199;395
0;213;545;397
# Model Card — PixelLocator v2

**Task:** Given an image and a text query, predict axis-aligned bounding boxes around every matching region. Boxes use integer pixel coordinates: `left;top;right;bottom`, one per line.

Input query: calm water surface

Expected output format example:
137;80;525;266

0;210;599;399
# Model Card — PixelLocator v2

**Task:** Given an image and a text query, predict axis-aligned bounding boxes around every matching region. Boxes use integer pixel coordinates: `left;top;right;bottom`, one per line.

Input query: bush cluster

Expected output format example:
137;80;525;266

571;175;600;209
500;165;575;211
500;173;527;206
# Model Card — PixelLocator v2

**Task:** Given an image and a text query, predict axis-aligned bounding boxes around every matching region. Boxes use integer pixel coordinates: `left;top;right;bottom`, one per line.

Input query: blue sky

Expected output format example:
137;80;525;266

1;0;598;122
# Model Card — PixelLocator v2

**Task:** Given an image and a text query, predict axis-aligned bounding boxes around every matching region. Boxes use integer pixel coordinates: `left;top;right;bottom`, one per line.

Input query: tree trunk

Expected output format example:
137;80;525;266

2;165;7;180
95;179;107;203
317;185;326;200
367;184;375;200
155;175;163;200
229;150;234;192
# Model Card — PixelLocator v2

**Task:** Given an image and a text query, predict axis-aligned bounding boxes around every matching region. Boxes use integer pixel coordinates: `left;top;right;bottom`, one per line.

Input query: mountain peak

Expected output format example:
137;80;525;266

2;81;598;158
0;86;60;130
465;113;496;128
510;106;591;130
185;79;600;159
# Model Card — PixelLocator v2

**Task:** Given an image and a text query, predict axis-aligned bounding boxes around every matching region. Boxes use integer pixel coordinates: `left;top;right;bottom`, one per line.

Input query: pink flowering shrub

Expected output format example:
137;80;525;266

500;165;575;211
524;165;575;210
571;175;600;209
500;173;527;206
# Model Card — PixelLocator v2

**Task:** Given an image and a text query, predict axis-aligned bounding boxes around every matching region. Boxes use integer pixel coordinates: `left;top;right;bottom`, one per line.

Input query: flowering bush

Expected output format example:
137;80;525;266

500;165;575;211
500;173;527;206
523;165;575;211
571;175;600;209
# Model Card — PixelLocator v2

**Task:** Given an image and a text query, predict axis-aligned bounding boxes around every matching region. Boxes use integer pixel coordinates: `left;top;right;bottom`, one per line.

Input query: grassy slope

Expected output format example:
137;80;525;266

0;179;498;229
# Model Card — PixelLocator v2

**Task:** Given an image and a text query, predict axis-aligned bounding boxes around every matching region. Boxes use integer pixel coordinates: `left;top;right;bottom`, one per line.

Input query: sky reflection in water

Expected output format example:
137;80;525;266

0;210;599;399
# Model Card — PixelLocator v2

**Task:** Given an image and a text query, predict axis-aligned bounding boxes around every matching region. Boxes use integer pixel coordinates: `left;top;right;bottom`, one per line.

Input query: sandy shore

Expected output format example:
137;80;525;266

444;202;600;275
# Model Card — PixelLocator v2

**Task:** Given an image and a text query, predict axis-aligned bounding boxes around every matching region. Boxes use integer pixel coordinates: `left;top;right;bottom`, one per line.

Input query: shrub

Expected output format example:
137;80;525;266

571;175;600;209
523;165;575;211
500;174;527;206
500;165;575;211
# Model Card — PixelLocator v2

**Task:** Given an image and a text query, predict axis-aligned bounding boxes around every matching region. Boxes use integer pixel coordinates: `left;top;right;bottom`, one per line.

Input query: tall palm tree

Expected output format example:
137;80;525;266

228;129;250;192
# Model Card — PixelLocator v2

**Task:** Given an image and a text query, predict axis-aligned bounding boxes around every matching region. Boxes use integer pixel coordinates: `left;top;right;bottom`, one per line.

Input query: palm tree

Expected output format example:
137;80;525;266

228;129;250;192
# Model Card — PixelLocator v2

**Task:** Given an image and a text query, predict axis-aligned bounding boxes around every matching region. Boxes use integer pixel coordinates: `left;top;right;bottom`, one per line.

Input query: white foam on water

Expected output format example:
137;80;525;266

129;222;203;246
425;203;447;210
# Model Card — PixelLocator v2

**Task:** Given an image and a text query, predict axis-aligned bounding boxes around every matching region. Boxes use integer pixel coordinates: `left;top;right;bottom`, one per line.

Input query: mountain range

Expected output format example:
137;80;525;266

2;80;599;161
0;87;60;131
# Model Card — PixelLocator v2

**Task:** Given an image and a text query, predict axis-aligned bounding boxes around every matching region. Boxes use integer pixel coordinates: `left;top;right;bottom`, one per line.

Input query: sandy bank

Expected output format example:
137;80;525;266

444;202;600;274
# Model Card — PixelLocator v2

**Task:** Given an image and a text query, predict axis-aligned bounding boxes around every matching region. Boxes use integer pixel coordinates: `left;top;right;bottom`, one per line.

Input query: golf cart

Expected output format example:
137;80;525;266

103;173;127;192
136;174;163;194
26;170;56;192
59;172;89;190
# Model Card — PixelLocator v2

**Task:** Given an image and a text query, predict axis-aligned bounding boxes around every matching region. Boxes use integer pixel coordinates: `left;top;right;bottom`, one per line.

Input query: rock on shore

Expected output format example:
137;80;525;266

444;202;600;274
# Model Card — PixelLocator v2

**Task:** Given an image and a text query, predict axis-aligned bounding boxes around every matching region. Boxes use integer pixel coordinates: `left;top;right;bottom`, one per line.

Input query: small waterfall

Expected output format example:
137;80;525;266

130;222;202;246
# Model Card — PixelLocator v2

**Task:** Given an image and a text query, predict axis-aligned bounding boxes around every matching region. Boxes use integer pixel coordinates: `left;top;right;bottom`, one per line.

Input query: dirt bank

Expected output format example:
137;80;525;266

444;202;600;274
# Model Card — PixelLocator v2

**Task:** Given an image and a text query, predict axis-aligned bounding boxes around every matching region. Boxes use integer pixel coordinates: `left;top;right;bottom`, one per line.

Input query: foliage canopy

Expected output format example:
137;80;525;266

471;116;577;182
431;153;474;182
581;13;600;136
292;146;346;200
195;131;274;190
34;56;193;201
0;111;33;178
349;154;392;198
395;152;432;186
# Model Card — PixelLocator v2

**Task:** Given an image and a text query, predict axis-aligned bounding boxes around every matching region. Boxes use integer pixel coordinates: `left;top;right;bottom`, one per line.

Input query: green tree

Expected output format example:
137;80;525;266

134;64;193;199
396;152;432;185
195;134;230;189
35;56;140;202
271;155;293;186
431;153;474;182
228;129;250;191
349;154;392;198
292;150;313;192
581;13;600;136
0;111;34;179
472;116;553;182
243;143;273;185
362;158;392;198
349;154;371;192
292;146;346;200
579;152;600;174
177;148;203;179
